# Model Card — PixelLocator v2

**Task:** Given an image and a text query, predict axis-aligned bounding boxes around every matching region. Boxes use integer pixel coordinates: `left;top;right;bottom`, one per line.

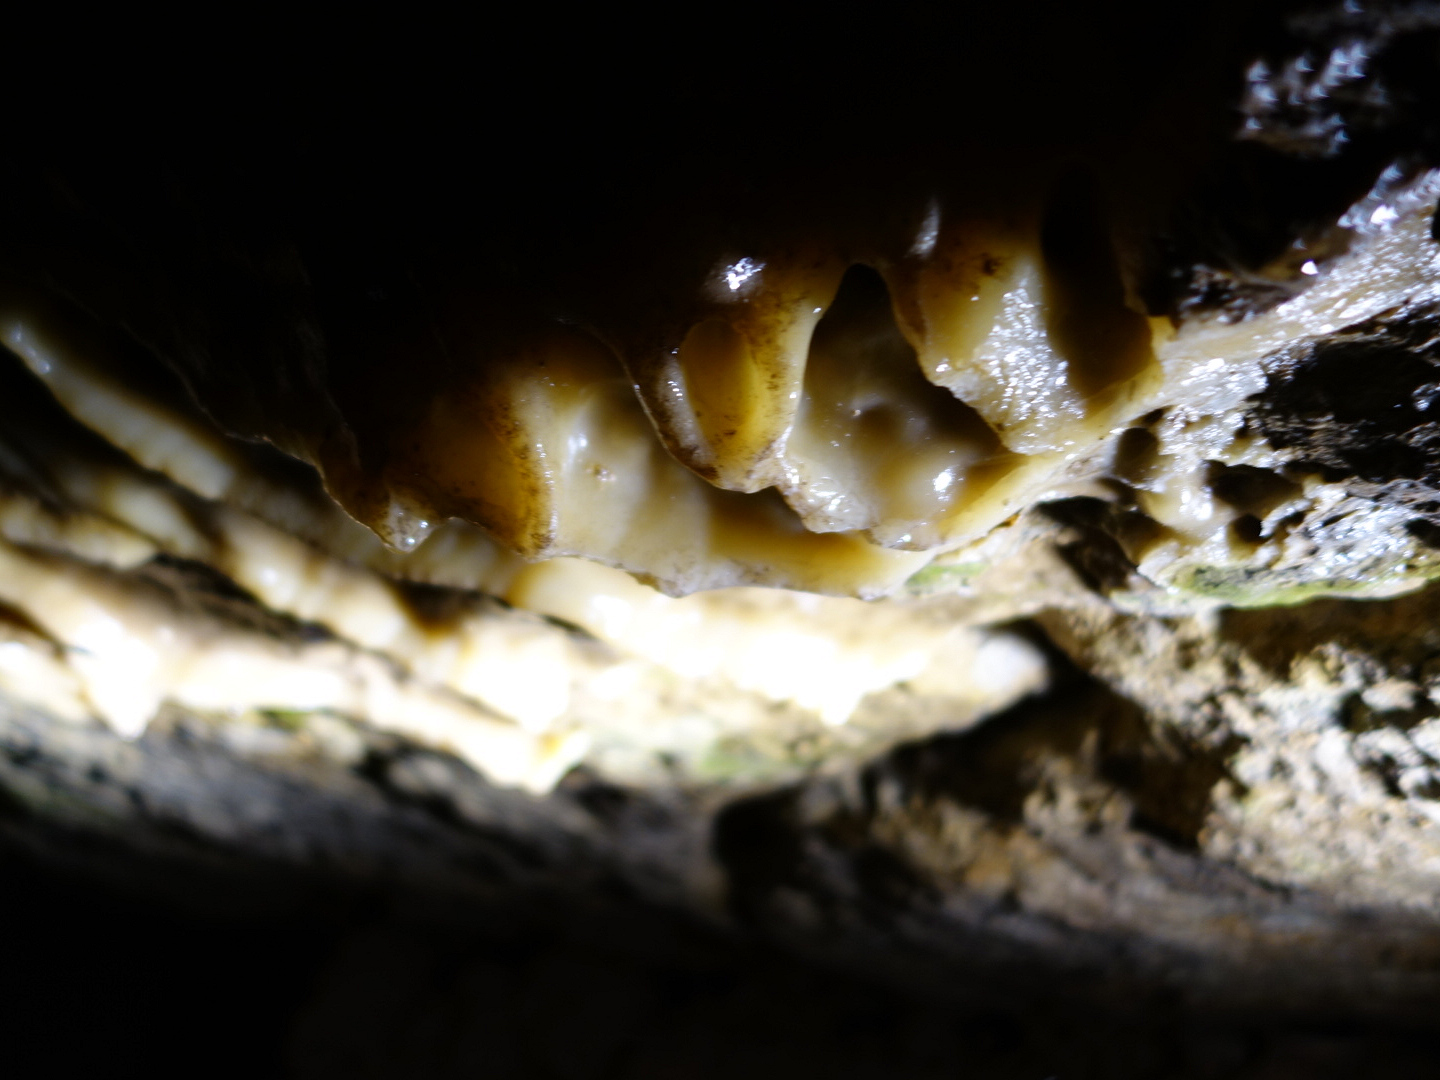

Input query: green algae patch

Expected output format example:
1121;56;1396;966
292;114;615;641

1170;558;1440;609
904;561;984;595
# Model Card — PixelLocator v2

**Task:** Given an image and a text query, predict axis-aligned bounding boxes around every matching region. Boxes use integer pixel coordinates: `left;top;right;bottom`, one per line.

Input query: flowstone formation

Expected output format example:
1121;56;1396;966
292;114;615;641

6;1;1440;1065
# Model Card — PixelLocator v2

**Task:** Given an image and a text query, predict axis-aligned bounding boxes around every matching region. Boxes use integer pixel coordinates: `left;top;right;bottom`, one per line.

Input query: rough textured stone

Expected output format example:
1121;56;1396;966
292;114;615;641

9;2;1440;1074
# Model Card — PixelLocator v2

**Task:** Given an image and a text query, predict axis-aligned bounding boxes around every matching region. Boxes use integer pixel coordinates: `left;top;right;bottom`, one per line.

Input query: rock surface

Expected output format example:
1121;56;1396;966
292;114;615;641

7;2;1440;1075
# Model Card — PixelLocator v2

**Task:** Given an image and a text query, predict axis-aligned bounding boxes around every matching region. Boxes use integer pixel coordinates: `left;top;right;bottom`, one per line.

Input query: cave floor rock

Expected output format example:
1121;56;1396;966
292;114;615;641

6;622;1440;1078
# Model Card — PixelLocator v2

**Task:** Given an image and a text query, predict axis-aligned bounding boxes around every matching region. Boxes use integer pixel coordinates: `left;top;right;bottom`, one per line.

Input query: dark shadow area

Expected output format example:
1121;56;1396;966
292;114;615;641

0;837;338;1075
1257;301;1440;496
4;792;1439;1079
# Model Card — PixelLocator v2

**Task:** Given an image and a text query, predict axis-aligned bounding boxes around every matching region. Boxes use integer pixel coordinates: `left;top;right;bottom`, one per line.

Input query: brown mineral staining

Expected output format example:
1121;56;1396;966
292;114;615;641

12;16;1440;1066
